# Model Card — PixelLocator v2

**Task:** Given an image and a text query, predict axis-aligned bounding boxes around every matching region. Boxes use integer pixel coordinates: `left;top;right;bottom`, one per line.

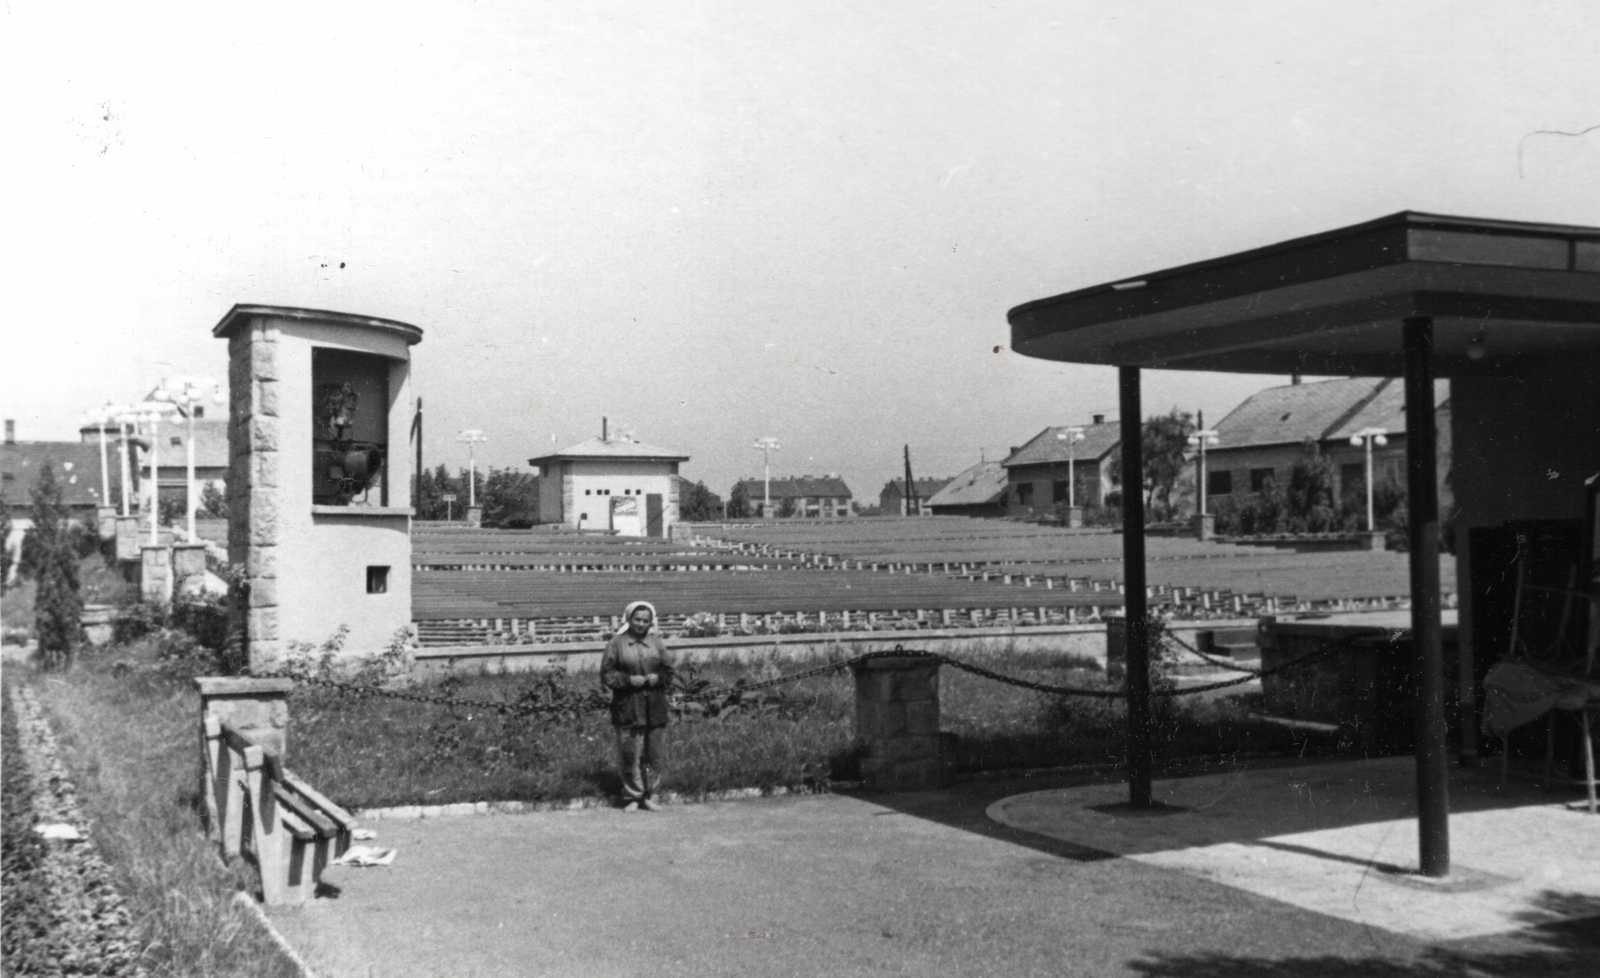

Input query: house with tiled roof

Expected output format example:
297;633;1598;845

528;435;690;536
1001;415;1121;518
1205;376;1450;505
878;477;952;516
730;475;852;518
3;421;132;579
926;461;1009;518
83;412;229;515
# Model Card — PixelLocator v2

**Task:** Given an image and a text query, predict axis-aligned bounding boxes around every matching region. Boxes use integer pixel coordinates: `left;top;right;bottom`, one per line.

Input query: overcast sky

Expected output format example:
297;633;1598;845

4;1;1597;498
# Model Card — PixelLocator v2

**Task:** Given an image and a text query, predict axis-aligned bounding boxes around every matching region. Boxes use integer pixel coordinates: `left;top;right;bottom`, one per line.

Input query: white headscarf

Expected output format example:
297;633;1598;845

618;600;658;635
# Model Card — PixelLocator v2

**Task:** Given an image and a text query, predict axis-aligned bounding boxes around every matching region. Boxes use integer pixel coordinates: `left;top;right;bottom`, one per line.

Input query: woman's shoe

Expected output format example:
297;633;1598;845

622;801;640;813
640;798;663;812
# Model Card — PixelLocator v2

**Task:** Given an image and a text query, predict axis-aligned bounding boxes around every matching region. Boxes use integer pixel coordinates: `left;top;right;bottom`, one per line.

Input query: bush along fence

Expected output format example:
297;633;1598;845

203;627;1380;903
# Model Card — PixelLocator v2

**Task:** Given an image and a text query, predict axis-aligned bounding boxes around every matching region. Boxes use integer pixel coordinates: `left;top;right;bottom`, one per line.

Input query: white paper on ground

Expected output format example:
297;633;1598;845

332;845;397;867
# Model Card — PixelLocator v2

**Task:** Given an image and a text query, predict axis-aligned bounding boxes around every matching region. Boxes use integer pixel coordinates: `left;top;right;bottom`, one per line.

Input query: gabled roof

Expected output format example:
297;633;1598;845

732;476;852;499
105;417;230;470
528;437;690;466
2;442;123;509
926;461;1009;507
880;478;952;498
1213;377;1449;450
1002;422;1120;468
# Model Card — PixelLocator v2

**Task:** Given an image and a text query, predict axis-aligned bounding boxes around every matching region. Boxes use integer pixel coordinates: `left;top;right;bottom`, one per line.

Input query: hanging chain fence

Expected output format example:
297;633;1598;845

251;626;1401;721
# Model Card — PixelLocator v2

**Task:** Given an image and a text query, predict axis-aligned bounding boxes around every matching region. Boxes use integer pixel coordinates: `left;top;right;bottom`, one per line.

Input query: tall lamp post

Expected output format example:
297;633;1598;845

114;406;138;516
1055;426;1086;506
1349;427;1389;532
132;403;176;544
753;437;780;518
456;429;487;508
1187;425;1221;515
155;377;225;543
1187;421;1220;540
82;404;116;512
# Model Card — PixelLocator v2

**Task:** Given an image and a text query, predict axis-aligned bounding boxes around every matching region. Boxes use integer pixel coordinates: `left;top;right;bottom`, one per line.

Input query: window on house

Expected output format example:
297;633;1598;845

1207;470;1233;496
1052;480;1071;503
171;436;183;446
1016;483;1034;506
1250;468;1275;492
366;565;389;594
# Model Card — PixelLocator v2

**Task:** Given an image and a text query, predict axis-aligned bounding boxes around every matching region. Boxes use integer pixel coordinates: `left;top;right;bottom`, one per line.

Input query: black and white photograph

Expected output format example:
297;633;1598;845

3;2;1599;975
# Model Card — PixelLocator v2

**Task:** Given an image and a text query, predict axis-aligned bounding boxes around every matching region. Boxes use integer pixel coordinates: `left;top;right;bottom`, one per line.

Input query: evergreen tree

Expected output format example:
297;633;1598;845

1285;440;1338;532
0;489;12;592
727;482;751;519
480;468;540;527
679;480;722;521
31;463;82;669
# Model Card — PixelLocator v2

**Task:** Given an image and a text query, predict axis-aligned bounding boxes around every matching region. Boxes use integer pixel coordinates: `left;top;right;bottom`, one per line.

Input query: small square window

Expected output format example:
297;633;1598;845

1207;470;1233;496
585;489;592;495
366;566;389;594
171;436;183;446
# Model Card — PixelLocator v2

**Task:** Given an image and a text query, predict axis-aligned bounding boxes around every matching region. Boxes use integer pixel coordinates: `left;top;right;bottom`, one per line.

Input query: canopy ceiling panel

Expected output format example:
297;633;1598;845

1008;212;1600;377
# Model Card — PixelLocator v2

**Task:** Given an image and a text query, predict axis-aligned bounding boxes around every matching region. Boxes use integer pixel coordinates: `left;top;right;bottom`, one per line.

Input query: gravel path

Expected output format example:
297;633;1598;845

3;679;146;977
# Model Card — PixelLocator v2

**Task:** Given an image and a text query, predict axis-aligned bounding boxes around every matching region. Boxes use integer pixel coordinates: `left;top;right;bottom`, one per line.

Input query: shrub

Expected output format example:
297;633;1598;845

1284;440;1338;533
681;612;723;638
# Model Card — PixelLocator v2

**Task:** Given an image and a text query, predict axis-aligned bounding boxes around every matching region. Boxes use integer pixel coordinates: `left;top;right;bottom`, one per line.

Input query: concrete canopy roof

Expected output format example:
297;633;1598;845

212;304;424;345
1008;212;1600;377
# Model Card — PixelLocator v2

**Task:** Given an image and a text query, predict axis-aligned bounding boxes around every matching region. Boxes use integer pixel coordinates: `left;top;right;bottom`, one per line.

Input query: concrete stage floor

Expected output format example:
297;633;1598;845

269;755;1598;978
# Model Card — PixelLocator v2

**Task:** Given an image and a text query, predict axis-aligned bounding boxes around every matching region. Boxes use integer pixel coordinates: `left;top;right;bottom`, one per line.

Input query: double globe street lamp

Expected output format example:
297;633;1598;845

1349;426;1389;532
154;377;226;544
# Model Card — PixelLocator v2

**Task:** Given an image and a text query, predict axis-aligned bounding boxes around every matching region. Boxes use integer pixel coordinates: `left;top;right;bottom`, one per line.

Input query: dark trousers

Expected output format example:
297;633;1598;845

617;725;667;801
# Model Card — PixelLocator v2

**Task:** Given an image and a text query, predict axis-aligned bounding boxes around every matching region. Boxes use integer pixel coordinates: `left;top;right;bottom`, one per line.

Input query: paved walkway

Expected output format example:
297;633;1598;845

268;756;1599;978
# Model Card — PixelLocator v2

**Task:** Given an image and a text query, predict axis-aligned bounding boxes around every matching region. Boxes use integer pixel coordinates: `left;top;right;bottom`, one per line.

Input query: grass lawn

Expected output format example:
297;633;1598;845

285;645;1306;810
17;651;303;978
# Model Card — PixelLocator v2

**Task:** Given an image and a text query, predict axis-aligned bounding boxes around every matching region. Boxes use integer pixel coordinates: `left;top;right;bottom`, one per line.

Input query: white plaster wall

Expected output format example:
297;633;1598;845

566;459;679;534
270;318;415;655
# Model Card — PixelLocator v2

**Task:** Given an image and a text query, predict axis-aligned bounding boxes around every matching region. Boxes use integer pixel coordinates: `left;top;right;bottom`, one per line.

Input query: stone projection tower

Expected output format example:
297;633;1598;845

216;305;423;671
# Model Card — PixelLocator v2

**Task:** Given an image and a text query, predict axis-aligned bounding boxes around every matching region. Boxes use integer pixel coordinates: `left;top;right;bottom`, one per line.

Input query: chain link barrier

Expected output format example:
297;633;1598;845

255;627;1399;719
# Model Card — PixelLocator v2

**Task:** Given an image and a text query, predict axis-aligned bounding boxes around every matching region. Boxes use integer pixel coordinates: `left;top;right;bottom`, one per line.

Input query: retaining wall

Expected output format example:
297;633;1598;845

411;619;1263;675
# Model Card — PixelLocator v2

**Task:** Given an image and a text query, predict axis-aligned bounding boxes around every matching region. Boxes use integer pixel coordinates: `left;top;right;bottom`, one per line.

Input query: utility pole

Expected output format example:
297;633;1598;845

412;397;423;514
903;444;918;516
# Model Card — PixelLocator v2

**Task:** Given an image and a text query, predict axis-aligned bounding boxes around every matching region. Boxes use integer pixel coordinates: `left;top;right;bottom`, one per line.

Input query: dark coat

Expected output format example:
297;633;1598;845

600;631;675;728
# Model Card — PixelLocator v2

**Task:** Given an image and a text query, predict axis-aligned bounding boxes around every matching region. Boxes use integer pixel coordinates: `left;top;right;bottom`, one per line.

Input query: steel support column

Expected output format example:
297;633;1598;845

1403;315;1450;877
1119;366;1152;806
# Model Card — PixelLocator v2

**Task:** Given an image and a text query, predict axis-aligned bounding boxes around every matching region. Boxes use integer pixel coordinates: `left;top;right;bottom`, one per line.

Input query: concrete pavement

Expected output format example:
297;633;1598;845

267;756;1599;977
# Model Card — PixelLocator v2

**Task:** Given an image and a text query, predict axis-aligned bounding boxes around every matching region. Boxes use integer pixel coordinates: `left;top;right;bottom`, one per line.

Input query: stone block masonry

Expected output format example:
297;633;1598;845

229;321;281;670
853;655;950;791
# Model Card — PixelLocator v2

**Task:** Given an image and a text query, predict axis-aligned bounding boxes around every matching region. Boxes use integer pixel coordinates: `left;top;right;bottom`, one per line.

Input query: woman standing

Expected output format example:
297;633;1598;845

600;600;675;812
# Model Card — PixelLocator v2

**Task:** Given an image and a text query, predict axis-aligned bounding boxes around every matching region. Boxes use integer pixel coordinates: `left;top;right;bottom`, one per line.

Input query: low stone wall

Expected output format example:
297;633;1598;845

411;619;1262;675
